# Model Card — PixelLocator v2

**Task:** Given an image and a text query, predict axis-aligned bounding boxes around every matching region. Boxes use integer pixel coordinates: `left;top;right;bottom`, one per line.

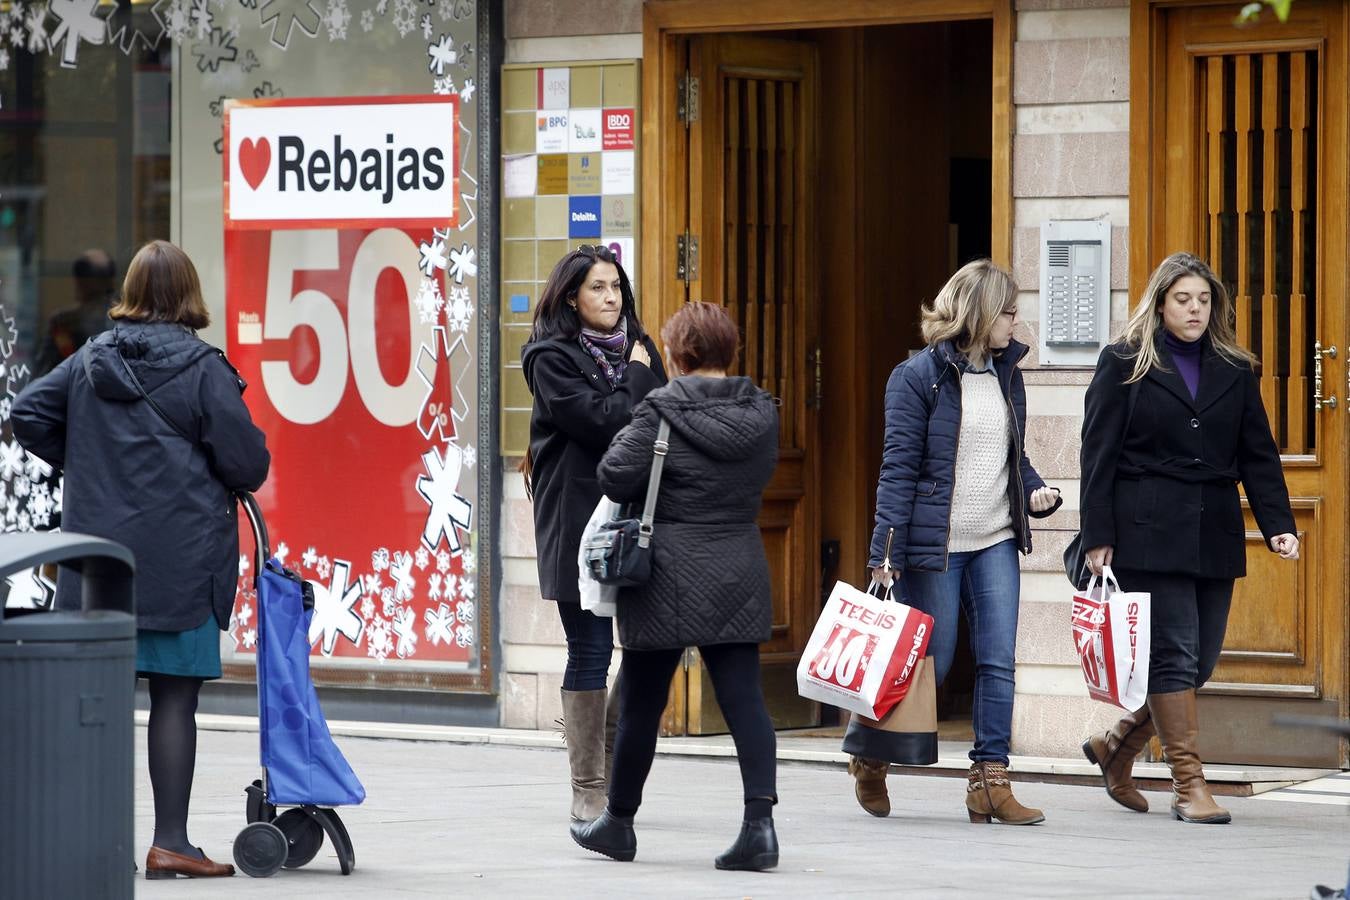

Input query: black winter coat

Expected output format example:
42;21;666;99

1080;337;1294;578
598;376;778;650
522;333;666;603
12;322;270;630
870;339;1059;572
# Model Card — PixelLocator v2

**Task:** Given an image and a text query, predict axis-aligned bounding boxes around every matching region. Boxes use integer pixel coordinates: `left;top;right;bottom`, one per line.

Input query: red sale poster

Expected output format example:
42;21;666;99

223;95;478;672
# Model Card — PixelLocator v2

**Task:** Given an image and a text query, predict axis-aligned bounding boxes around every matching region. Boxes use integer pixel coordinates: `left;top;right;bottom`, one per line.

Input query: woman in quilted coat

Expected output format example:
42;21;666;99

571;302;780;872
855;259;1062;825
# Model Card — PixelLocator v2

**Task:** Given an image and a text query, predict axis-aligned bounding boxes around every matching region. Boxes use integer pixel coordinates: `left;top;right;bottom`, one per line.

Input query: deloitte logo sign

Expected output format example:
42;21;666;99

225;95;459;229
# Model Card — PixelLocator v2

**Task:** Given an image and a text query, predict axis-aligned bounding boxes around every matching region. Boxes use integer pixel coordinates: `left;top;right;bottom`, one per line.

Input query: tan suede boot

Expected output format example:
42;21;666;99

1082;705;1155;812
848;756;891;817
560;688;607;822
966;762;1045;825
1147;689;1231;824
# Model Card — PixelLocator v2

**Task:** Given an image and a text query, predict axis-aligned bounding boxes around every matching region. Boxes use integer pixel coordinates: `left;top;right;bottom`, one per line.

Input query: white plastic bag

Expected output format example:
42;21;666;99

1070;565;1151;709
578;495;620;617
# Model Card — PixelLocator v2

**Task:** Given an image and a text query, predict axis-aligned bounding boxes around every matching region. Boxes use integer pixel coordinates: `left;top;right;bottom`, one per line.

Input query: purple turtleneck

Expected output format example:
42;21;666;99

1165;331;1202;399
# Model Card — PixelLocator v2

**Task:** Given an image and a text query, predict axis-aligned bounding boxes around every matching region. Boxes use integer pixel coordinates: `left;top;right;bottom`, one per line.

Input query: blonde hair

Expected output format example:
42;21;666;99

1118;252;1255;383
920;259;1018;358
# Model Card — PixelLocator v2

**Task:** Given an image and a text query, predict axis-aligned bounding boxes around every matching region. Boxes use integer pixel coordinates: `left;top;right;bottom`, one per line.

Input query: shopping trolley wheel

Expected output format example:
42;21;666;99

275;808;325;869
233;821;288;878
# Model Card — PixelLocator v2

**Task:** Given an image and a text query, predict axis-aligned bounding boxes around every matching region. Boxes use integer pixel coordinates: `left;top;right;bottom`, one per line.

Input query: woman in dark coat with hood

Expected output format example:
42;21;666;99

571;302;781;872
12;240;270;879
521;244;666;822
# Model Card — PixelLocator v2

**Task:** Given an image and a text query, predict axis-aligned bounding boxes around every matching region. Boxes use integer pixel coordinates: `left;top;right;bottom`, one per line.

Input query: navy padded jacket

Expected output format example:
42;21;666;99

869;338;1060;572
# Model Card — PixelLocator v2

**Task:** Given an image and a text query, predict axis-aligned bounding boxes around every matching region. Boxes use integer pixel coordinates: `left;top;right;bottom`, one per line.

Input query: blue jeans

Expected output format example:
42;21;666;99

900;539;1020;764
555;601;614;691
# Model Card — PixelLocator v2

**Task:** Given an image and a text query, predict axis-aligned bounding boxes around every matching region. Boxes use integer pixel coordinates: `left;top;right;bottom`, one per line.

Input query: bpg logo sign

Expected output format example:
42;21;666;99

224;95;459;229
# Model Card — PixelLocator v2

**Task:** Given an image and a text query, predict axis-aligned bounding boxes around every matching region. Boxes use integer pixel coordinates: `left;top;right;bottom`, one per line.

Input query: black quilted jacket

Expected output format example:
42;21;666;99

13;321;270;631
597;376;778;650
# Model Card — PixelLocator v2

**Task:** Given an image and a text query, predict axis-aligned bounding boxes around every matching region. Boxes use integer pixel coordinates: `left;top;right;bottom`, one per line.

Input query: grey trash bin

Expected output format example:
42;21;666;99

0;532;136;900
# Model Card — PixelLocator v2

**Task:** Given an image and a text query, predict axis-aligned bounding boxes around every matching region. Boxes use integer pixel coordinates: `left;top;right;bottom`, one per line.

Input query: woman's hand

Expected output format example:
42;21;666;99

629;342;651;367
1270;533;1300;560
870;565;898;587
1029;486;1060;513
1086;544;1113;575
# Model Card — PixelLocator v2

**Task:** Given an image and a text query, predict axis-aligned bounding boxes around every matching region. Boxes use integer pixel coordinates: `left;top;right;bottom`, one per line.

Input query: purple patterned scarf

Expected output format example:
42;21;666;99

579;317;629;387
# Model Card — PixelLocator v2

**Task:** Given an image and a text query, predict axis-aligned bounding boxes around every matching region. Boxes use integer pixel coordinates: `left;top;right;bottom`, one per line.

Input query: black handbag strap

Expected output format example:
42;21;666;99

636;418;672;549
84;343;192;442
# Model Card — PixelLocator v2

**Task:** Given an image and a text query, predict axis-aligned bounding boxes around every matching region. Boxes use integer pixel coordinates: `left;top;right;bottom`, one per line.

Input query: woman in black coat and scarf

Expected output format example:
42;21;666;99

1079;252;1298;825
521;245;666;822
13;240;270;878
571;302;780;872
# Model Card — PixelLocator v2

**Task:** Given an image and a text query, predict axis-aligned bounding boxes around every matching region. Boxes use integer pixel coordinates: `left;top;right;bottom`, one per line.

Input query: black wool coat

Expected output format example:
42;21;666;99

597;376;778;651
522;333;666;604
12;322;271;630
1080;336;1295;579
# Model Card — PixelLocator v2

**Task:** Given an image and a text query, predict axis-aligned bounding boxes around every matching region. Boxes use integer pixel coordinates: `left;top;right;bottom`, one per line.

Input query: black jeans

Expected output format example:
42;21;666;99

1113;568;1235;695
555;601;614;692
608;642;776;817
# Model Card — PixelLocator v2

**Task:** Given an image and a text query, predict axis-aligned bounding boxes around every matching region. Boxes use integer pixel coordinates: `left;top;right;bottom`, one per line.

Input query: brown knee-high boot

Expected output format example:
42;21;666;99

1082;705;1154;812
1147;689;1230;824
560;688;607;822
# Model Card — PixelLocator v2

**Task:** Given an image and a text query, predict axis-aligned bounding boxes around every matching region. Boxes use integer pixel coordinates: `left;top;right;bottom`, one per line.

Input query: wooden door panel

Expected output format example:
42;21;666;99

1147;0;1347;765
682;33;820;732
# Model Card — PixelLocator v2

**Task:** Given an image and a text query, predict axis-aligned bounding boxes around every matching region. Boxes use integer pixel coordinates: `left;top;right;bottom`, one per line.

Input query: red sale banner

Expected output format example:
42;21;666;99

224;95;478;670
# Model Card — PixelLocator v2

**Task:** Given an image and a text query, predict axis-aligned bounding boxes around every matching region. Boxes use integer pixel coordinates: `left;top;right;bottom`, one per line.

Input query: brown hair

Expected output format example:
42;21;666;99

660;302;739;374
110;240;210;329
919;259;1018;359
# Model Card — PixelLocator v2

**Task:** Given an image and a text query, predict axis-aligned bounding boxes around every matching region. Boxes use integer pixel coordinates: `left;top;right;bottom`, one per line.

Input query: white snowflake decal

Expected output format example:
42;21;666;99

427;33;454;74
24;4;48;53
435;0;451;20
459;78;476;103
366;614;393;661
242;628;257;649
257;0;319;48
459;575;476;602
393;606;418;658
237;602;254;628
275;541;289;564
427;572;442;599
316;555;332;579
358;7;372;29
359;595;375;620
380;586;398;618
321;0;348;40
424;602;454;646
419;11;430;39
361;572;383;596
238;554;250;577
415;546;430;570
371;547;390;572
447;244;477;284
46;0;107;68
302;546;318;569
309;559;363;655
414;277;444;324
454;622;473;648
463;443;477;468
390;3;413;34
189;0;212;38
456;598;474;623
433;76;456;96
461;547;477;575
416;444;472;553
191;25;237;71
444;284;473;332
435;550;451;573
418;237;447;276
390;550;416;601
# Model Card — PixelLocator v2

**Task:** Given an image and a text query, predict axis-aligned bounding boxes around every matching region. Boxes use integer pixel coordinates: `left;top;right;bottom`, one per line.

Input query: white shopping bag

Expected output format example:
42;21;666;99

1070;565;1151;709
795;579;934;719
577;496;620;617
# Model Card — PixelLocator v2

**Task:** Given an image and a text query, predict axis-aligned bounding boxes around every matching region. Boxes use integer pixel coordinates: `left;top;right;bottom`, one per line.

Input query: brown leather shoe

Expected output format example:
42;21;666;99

848;755;891;817
1082;705;1154;812
966;762;1045;825
1147;689;1231;824
145;846;235;879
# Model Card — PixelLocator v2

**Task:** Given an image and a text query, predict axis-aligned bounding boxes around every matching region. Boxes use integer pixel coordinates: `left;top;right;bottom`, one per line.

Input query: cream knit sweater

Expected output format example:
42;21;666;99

947;369;1015;553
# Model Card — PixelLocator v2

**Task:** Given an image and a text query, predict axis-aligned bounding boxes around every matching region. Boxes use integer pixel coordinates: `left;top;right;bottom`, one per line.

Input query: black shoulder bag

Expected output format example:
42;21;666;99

582;418;671;587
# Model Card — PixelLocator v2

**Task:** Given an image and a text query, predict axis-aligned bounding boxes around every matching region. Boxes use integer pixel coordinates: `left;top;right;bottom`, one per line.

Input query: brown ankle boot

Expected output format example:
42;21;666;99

1082;705;1154;812
560;688;608;822
1147;689;1230;824
966;762;1044;825
848;756;890;817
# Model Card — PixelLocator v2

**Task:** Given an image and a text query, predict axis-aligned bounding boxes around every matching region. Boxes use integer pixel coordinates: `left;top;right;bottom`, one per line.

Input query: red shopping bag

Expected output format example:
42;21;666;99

1070;565;1151;709
796;580;934;719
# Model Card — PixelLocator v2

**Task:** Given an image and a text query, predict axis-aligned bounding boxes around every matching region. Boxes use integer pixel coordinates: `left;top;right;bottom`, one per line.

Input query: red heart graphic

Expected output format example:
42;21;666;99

238;137;271;191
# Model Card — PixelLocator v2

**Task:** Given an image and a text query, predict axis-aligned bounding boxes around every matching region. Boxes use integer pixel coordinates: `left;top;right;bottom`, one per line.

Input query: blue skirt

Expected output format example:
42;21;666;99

136;615;223;680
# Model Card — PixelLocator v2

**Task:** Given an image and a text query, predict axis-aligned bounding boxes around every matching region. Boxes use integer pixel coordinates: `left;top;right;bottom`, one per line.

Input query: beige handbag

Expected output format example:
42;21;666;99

840;656;938;765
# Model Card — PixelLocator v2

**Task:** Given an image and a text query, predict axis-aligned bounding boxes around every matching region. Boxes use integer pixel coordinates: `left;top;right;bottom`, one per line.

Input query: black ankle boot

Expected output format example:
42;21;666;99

714;817;778;871
569;809;636;862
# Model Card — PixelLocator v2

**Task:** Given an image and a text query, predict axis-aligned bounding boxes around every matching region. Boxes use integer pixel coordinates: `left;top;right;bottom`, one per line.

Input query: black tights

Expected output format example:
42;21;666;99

609;643;776;820
146;674;204;856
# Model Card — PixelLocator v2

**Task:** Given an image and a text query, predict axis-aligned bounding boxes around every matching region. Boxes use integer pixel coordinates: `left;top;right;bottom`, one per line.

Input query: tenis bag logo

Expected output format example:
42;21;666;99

224;95;459;230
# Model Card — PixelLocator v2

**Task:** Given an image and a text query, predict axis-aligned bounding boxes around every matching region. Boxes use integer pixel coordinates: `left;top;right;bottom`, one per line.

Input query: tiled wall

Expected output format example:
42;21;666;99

1009;0;1134;757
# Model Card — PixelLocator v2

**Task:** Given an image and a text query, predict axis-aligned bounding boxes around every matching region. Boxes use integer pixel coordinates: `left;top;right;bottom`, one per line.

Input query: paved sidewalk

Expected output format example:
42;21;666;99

133;727;1347;898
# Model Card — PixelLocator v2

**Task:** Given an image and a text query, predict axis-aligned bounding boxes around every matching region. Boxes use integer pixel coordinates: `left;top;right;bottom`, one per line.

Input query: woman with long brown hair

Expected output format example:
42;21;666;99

1079;251;1298;825
520;244;666;822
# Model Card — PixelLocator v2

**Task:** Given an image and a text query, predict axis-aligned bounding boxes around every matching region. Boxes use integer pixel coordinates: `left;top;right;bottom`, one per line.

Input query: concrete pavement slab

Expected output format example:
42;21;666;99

134;727;1346;899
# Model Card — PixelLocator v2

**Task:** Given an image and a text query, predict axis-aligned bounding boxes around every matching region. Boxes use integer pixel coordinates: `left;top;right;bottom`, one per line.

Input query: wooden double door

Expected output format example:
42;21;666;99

1138;0;1349;766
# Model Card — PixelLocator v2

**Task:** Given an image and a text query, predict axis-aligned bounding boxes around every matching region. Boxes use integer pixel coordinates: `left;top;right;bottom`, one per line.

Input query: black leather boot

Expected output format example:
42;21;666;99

569;809;636;862
714;818;779;871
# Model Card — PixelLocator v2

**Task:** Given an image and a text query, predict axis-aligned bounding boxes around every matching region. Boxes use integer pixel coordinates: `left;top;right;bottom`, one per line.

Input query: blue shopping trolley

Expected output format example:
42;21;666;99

233;493;365;878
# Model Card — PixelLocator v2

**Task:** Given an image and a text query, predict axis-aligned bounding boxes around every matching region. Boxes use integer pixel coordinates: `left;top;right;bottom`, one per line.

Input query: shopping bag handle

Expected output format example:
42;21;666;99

1084;563;1122;597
